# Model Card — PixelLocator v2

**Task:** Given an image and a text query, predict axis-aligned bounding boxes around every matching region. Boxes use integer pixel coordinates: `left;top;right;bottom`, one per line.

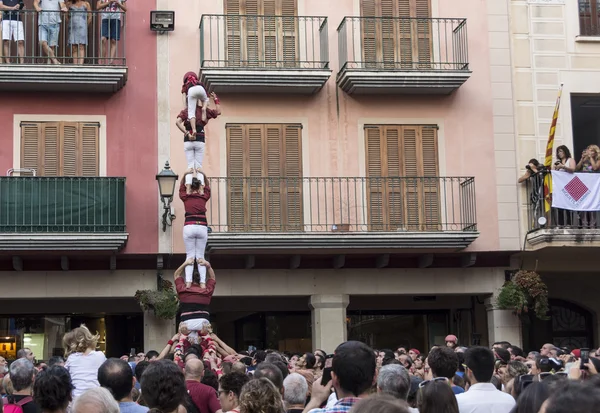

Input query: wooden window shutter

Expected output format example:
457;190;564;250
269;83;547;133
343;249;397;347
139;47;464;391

283;125;302;230
365;126;385;230
225;0;242;66
20;123;41;176
421;126;440;229
226;125;246;231
360;0;379;68
61;122;79;176
81;123;99;176
246;124;264;230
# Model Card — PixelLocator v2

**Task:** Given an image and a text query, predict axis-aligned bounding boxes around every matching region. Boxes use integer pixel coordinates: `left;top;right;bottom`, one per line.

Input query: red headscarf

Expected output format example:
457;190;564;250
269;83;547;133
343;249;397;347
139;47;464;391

181;71;199;94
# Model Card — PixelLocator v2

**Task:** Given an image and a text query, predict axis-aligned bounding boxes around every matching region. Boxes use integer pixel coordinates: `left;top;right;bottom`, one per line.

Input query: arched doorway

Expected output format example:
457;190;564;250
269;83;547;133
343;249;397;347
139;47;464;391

522;299;594;352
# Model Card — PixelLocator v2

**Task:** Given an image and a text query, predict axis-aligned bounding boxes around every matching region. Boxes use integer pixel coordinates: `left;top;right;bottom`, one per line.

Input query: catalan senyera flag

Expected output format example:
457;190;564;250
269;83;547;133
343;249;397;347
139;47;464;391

543;84;564;213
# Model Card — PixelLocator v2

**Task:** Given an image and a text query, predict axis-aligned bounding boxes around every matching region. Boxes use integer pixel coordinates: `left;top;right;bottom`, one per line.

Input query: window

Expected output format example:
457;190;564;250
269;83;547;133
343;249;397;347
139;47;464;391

360;0;432;69
226;123;303;231
365;125;439;231
225;0;298;68
579;0;600;36
20;121;99;176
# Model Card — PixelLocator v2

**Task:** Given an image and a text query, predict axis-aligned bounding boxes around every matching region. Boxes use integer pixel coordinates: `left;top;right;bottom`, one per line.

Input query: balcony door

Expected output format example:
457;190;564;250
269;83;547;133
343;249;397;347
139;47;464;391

20;121;99;176
365;125;439;231
225;0;298;68
360;0;432;69
226;123;303;232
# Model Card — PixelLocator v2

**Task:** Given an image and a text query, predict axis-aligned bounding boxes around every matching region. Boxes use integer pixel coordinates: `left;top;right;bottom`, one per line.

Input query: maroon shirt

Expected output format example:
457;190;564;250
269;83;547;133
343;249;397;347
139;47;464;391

178;107;219;140
175;277;216;306
179;178;211;225
186;380;221;413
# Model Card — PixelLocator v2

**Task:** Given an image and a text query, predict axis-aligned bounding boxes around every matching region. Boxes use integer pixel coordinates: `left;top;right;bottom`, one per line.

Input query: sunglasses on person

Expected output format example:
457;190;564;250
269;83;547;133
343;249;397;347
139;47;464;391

419;377;449;388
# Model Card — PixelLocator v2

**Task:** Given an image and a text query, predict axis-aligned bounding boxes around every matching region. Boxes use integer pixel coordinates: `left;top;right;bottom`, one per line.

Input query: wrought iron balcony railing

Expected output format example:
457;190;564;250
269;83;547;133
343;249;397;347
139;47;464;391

337;16;469;72
0;10;126;65
0;177;126;233
205;176;476;233
199;14;329;70
525;172;600;230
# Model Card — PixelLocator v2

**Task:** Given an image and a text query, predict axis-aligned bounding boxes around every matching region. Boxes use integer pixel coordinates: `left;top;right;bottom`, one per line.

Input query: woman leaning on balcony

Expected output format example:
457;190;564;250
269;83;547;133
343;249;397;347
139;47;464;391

179;170;211;289
575;145;600;228
552;145;576;227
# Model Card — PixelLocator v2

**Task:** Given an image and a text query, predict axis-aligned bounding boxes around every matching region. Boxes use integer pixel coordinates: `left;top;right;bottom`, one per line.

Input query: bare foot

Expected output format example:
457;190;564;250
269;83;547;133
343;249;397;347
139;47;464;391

186;282;192;289
52;58;61;65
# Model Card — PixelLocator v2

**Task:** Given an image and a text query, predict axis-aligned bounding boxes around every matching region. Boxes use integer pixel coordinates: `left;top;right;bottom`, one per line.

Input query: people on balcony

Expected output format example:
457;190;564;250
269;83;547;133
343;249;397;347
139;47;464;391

182;72;210;130
179;171;211;289
34;0;68;65
576;144;600;173
97;0;126;65
66;0;91;65
1;0;25;64
553;145;575;227
176;92;221;183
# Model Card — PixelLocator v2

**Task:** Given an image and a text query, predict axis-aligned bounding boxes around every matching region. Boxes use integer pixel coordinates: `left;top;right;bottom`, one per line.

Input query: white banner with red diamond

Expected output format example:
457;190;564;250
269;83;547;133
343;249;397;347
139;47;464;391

551;171;600;211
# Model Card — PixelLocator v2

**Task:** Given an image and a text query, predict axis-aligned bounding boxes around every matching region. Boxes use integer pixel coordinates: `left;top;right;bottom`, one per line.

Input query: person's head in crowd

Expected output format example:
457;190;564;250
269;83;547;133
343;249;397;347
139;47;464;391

494;348;510;383
452;374;465;389
506;361;529;383
16;348;35;363
556;145;572;163
383;359;402;367
239;378;285;413
407;376;422;409
314;354;325;372
232;362;247;375
48;356;65;368
540;344;555;357
265;353;285;365
427;347;458;380
72;387;120;413
396;347;407;356
406;349;419;361
184;358;205;382
464;346;495;385
201;368;219;392
527;351;540;361
508;346;524;360
332;341;376;399
272;360;289;381
377;364;410;401
349;394;409;413
413;354;426;371
253;351;267;366
540;381;600;413
295;353;316;370
141;359;187;413
9;358;35;393
98;358;136;403
63;325;99;357
377;350;395;367
283;373;308;408
314;349;326;360
254;362;284;395
444;335;458;349
398;354;412;370
134;361;150;384
145;351;159;362
33;366;74;413
533;356;556;374
491;341;511;350
417;379;458;413
219;371;250;413
222;362;233;375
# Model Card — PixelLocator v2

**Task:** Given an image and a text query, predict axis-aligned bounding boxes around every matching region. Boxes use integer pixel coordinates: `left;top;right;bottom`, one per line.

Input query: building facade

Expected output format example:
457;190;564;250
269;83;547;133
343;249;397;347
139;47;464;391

511;0;600;352
3;0;590;361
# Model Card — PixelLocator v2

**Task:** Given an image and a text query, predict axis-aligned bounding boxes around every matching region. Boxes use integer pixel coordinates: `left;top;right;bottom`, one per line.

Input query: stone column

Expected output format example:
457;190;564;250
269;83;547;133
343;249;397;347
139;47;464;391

485;297;522;347
310;294;349;353
143;311;176;353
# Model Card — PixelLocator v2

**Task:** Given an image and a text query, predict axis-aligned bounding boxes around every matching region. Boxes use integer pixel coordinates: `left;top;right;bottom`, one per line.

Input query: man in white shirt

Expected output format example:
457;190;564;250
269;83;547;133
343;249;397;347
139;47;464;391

456;347;515;413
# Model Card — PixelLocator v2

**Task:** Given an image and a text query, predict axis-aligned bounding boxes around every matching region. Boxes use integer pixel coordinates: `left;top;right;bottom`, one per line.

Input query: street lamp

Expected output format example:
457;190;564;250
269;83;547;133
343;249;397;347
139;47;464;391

156;161;179;232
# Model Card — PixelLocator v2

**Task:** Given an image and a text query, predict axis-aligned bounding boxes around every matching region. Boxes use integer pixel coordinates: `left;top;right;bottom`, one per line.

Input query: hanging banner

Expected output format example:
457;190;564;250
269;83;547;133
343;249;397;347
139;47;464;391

551;171;600;211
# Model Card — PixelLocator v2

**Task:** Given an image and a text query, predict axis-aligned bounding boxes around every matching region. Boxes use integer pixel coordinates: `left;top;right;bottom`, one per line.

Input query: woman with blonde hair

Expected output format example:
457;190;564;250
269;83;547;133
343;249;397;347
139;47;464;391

63;325;106;399
576;144;600;228
239;378;285;413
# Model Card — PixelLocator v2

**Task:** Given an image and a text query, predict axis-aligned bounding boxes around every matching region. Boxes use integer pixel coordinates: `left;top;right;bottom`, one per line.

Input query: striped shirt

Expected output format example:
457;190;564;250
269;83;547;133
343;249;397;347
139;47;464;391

309;398;361;413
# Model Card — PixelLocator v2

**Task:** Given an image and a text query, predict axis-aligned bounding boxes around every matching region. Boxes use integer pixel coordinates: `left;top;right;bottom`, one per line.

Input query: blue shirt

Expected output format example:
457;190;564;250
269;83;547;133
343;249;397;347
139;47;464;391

452;385;465;395
119;402;149;413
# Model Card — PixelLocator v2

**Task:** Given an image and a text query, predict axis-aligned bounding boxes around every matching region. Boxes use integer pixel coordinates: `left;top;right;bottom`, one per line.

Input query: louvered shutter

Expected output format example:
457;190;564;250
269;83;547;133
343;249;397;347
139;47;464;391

265;124;282;230
365;126;385;230
21;123;41;176
225;0;242;66
421;126;439;229
402;126;420;230
380;0;397;69
397;0;413;68
81;123;99;176
61;122;79;177
283;125;302;231
279;0;297;68
263;0;277;67
415;0;432;68
226;125;246;230
384;126;404;230
360;0;378;68
243;0;261;66
246;124;265;230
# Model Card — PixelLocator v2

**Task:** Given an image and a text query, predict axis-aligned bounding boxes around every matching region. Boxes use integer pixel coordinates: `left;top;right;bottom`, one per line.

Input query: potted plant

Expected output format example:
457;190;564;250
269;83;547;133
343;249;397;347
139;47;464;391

135;278;179;320
496;270;550;320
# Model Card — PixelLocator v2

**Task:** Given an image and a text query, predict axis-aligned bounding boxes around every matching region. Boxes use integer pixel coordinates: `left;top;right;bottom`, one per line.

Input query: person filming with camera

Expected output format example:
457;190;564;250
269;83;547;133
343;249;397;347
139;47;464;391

518;159;545;183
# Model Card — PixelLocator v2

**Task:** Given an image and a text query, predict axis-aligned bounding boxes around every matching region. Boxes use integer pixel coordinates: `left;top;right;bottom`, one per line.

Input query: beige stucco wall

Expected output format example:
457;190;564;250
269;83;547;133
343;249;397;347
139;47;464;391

510;0;600;237
155;0;503;254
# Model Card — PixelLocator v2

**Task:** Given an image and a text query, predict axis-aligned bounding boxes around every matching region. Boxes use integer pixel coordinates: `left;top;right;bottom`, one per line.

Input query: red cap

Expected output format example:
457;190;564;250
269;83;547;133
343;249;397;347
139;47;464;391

409;349;420;355
183;71;198;84
572;349;581;358
445;335;458;343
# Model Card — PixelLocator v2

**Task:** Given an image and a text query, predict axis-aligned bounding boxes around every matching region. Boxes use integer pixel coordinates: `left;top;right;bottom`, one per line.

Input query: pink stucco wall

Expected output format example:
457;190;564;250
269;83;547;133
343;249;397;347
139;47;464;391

0;0;158;254
167;0;499;253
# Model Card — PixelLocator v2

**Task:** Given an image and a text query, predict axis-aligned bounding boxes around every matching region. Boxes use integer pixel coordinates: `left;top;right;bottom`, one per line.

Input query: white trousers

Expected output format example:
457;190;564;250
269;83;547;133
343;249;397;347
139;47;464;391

187;85;209;120
184;141;205;170
183;224;208;283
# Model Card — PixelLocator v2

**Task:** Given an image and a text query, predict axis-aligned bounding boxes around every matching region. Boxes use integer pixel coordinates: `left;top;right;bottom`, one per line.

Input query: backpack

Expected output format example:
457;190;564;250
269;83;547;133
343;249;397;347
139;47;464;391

3;396;33;413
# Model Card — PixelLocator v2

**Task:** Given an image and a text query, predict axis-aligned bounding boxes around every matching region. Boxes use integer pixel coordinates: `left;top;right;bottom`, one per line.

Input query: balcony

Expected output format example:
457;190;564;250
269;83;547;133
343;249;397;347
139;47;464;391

0;177;128;251
0;10;127;93
336;17;471;95
205;176;478;252
199;14;331;94
524;177;600;251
